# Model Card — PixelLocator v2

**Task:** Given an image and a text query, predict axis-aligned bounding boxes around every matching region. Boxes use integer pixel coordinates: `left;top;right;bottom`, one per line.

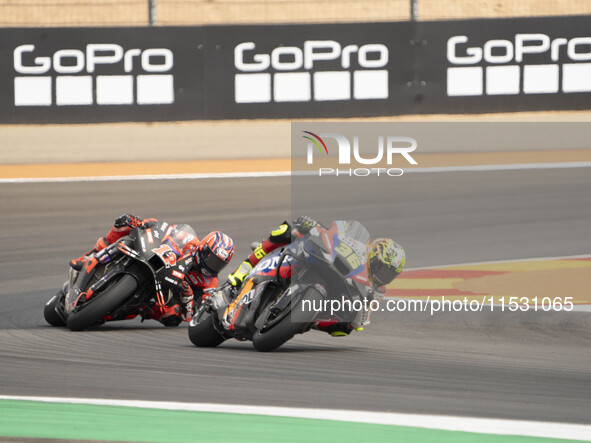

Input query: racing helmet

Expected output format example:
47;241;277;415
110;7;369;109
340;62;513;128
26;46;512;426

367;238;405;287
196;231;235;275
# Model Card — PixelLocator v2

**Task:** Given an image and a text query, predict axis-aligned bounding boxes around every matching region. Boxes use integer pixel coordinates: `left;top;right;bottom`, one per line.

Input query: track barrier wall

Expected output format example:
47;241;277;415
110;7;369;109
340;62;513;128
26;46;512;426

1;15;591;123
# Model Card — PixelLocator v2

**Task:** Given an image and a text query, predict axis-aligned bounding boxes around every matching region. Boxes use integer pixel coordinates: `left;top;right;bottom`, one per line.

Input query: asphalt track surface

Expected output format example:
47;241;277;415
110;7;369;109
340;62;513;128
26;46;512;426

1;168;590;425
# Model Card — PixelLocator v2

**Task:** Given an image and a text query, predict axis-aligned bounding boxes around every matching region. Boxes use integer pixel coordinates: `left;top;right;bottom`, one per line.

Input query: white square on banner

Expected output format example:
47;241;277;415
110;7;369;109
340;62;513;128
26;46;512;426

523;65;559;94
353;70;388;99
274;73;311;102
14;77;52;106
56;76;93;106
136;75;174;105
235;73;271;103
486;65;520;95
314;71;350;101
562;63;591;93
447;67;483;96
96;75;134;105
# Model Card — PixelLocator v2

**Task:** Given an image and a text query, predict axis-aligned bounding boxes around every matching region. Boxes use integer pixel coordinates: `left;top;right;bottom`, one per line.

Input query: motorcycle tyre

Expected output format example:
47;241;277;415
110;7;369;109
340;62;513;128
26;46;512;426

66;274;138;331
252;288;323;352
44;293;66;327
188;311;226;347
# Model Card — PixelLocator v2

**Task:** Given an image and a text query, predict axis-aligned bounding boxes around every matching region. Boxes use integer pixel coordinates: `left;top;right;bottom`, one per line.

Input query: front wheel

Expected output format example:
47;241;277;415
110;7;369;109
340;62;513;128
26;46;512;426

252;288;323;352
66;274;138;331
188;310;226;347
44;293;66;327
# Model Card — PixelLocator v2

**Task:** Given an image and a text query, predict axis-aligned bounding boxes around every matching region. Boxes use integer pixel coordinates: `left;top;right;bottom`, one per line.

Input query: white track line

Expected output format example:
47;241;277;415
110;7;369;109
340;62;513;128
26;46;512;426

0;171;292;184
404;161;591;173
2;161;591;183
0;396;589;441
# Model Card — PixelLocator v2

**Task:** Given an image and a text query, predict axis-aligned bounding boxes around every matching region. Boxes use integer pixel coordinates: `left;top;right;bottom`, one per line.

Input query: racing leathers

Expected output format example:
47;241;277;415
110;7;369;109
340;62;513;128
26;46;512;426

226;216;382;337
70;214;217;326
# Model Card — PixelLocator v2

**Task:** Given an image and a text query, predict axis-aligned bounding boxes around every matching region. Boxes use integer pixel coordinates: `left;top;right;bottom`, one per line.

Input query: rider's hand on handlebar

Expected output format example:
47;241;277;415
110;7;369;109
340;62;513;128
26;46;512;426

142;219;157;229
182;298;194;320
180;281;195;320
114;214;143;228
293;215;318;235
114;214;156;230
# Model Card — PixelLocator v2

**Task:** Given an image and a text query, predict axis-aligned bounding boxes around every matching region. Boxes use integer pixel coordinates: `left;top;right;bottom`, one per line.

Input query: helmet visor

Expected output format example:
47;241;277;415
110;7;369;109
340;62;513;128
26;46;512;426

201;248;229;274
370;259;399;287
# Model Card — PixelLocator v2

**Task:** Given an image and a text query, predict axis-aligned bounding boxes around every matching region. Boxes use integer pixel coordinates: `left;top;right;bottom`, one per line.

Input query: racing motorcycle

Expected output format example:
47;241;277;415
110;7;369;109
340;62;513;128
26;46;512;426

44;221;196;331
188;220;375;352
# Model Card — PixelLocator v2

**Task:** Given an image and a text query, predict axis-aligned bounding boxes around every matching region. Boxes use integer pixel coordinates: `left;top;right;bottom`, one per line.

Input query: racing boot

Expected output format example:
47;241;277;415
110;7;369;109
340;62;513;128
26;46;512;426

313;318;355;337
69;218;140;271
227;222;292;288
227;260;253;288
70;237;109;271
145;304;183;327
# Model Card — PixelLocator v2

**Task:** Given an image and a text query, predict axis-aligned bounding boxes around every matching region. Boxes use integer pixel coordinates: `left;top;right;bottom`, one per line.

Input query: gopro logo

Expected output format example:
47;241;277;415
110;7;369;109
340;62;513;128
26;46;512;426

447;34;591;96
13;44;175;106
234;40;389;103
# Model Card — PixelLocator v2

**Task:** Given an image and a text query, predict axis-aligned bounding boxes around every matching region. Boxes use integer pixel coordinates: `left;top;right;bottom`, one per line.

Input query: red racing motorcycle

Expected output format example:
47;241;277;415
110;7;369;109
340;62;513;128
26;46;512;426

44;221;196;331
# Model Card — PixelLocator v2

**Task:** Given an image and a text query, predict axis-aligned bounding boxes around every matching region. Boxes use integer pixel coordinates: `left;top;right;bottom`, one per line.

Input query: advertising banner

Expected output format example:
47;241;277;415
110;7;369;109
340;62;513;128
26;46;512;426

0;27;206;123
417;15;591;114
201;22;413;119
1;15;591;123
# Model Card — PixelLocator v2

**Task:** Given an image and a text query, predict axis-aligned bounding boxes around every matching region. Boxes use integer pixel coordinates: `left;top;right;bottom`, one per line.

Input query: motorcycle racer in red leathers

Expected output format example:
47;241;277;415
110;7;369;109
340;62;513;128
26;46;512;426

224;216;406;336
70;214;234;326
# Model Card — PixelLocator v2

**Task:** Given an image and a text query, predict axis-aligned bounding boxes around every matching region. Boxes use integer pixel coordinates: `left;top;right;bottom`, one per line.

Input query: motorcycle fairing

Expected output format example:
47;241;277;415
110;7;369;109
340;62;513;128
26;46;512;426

321;221;370;279
197;220;376;345
67;221;195;319
249;249;294;279
223;278;278;338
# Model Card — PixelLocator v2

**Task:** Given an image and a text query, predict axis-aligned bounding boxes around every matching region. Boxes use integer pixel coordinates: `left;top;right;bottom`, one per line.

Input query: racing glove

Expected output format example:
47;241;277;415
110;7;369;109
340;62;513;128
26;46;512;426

114;214;157;229
292;215;318;235
180;281;195;320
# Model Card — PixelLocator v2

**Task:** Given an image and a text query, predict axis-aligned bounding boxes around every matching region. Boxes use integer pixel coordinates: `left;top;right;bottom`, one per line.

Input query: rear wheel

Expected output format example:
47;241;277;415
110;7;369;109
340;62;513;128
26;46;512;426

66;274;138;331
188;310;226;347
44;293;66;327
252;288;323;352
